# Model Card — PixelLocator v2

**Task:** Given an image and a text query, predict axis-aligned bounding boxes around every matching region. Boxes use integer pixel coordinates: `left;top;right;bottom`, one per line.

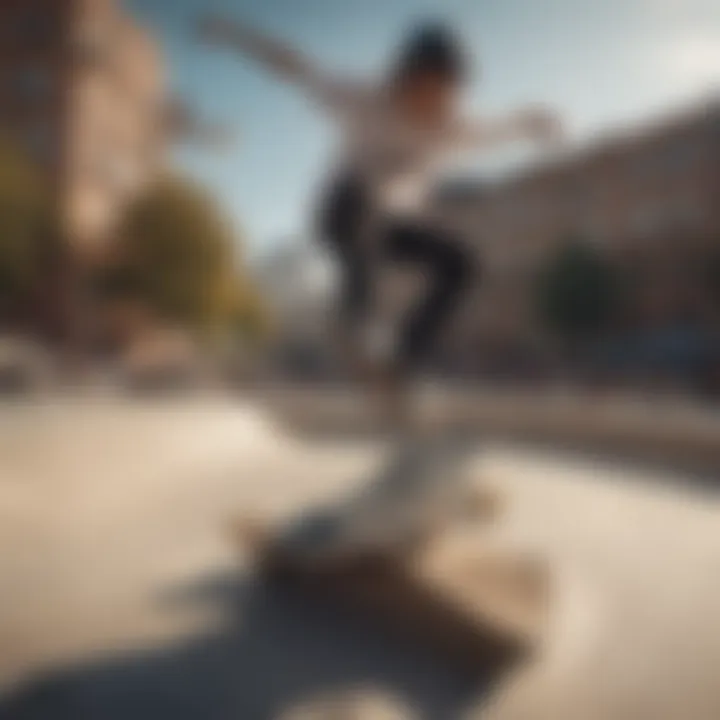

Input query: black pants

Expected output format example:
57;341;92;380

319;174;478;373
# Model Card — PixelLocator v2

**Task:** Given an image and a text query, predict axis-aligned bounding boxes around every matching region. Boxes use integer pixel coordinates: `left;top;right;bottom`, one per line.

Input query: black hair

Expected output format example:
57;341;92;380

392;21;468;85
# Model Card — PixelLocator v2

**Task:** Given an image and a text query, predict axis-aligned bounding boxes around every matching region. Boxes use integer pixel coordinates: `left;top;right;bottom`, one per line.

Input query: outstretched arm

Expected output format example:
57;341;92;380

196;13;355;109
457;106;565;152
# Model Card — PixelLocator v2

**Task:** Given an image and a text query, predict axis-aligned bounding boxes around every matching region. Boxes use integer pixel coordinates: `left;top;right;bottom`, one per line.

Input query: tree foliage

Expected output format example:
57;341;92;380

0;135;53;320
536;238;617;344
106;174;266;338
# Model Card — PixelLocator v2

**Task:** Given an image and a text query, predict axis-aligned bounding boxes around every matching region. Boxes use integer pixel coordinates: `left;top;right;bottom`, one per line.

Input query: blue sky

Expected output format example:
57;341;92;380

126;0;720;258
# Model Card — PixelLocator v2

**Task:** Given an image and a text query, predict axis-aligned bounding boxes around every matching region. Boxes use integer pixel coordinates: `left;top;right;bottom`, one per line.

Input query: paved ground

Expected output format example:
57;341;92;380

0;397;719;719
262;385;720;474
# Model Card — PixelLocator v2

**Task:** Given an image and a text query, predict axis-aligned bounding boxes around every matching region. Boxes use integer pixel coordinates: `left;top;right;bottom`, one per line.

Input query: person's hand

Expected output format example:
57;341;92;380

517;106;565;146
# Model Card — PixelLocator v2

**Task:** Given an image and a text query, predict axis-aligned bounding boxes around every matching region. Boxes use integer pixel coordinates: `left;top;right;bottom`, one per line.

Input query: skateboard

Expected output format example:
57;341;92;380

231;430;549;674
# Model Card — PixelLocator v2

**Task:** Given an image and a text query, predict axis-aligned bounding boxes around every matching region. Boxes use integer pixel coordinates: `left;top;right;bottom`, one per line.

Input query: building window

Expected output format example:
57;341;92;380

631;207;662;237
7;6;54;46
570;180;594;215
673;197;707;230
664;141;696;172
581;215;607;247
12;67;51;103
74;24;110;69
26;122;55;164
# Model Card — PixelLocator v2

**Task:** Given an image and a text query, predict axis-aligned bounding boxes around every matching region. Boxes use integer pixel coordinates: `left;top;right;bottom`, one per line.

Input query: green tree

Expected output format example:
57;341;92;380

230;280;273;343
0;135;53;324
106;174;263;337
536;238;617;347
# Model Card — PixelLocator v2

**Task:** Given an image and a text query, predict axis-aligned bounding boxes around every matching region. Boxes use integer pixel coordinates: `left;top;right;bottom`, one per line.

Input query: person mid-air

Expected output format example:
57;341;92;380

198;15;563;422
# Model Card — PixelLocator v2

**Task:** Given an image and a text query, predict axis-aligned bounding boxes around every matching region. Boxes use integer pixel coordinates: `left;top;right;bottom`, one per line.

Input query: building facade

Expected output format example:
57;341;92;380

0;0;166;344
253;101;720;381
0;0;165;252
438;99;720;370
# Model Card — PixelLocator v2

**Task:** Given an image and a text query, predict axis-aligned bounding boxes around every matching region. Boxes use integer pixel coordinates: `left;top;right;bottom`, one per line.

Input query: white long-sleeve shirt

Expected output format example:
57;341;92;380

306;74;496;218
203;18;544;218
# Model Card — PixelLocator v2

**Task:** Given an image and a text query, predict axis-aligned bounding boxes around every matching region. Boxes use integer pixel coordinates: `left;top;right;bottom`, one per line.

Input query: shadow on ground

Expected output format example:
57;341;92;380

0;570;513;720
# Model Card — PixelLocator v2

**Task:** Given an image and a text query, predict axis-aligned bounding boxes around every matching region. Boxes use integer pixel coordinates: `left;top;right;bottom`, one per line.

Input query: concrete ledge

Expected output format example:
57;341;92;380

262;388;720;473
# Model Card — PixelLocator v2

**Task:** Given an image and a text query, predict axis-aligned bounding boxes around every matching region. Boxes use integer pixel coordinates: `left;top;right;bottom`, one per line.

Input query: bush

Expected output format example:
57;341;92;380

536;238;618;346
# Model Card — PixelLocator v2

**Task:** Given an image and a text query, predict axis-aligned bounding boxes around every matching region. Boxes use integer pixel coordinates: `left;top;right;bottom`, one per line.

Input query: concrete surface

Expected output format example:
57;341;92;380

263;385;720;473
0;397;718;719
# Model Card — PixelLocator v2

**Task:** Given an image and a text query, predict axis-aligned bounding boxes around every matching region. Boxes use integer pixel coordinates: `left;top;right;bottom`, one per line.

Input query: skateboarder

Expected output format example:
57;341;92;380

197;15;563;422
